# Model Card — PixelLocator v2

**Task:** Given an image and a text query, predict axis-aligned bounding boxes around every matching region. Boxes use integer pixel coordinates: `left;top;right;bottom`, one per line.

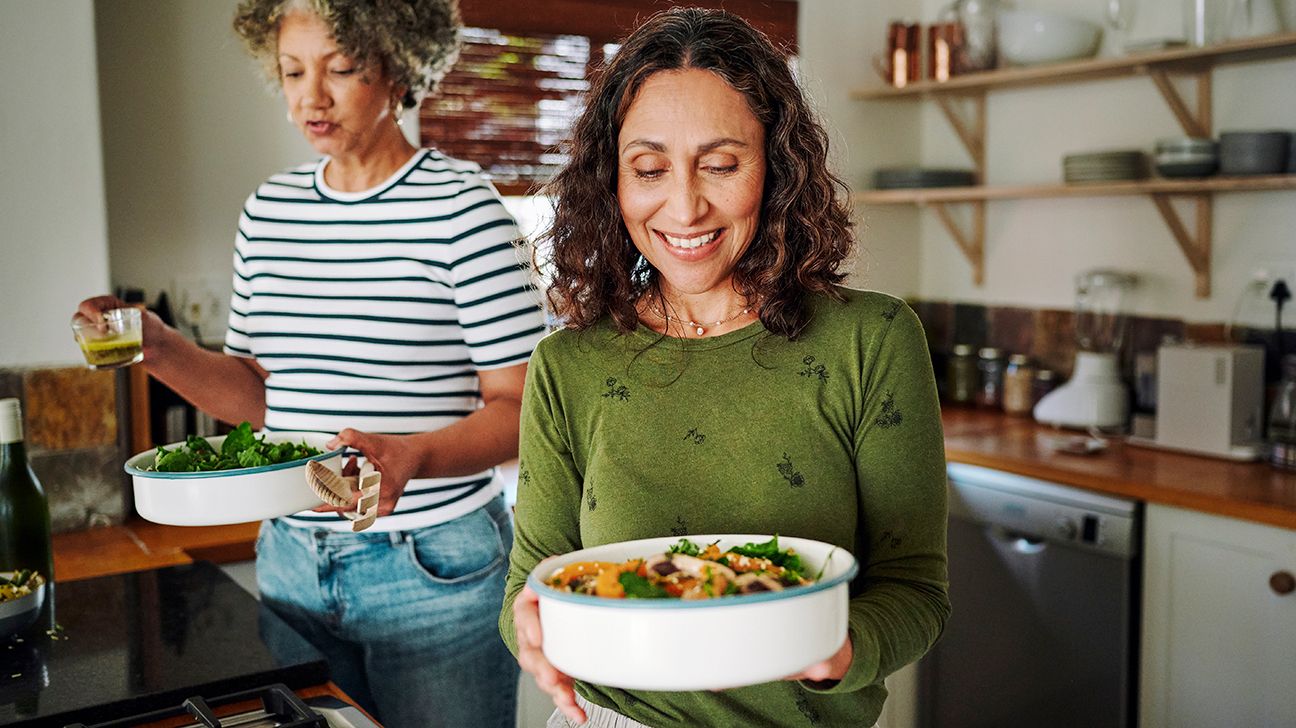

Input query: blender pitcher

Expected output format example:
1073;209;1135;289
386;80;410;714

1034;270;1137;430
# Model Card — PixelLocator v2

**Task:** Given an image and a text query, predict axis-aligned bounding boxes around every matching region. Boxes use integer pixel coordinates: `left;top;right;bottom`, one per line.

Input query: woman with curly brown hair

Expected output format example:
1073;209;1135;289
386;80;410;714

76;1;537;725
500;8;949;727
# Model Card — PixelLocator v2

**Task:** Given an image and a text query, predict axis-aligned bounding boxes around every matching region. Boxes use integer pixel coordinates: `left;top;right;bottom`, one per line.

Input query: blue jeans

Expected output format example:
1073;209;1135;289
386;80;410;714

255;494;519;728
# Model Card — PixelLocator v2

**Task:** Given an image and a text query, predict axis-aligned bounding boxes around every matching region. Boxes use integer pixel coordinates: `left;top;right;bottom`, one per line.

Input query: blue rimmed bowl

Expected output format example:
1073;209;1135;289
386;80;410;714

528;534;859;691
125;432;344;526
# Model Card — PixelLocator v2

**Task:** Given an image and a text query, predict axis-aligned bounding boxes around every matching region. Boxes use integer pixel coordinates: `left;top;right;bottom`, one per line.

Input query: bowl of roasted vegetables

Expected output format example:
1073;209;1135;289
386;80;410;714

124;422;343;526
0;570;46;639
528;534;858;691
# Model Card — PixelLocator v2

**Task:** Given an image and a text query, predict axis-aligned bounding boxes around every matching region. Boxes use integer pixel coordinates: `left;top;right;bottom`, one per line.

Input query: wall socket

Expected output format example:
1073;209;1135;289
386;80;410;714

171;276;228;343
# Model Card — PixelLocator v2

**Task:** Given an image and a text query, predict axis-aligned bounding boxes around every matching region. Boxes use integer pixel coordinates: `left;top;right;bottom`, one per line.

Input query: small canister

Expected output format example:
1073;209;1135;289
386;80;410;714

976;347;1006;409
947;344;977;405
1002;354;1035;415
1031;369;1058;408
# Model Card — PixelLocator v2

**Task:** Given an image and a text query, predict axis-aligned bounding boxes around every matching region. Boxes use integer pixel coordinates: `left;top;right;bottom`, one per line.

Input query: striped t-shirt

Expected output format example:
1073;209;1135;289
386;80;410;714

224;149;546;532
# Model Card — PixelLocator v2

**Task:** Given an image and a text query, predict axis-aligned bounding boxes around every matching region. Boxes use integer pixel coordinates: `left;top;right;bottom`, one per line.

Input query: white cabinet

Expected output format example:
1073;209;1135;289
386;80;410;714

1140;504;1296;727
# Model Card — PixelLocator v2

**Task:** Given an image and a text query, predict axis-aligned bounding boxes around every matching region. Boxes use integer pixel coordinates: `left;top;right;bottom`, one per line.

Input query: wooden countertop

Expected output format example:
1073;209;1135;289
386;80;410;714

53;409;1296;583
53;519;258;583
942;408;1296;530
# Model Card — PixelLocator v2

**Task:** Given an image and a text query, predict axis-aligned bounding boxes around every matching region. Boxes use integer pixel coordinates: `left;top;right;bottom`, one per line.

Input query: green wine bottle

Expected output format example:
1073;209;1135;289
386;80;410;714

0;397;55;632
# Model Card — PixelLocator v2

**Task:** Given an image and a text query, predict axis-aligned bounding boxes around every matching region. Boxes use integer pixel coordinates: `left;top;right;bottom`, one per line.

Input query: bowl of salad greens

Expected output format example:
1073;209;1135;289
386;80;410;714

528;534;858;691
125;422;344;526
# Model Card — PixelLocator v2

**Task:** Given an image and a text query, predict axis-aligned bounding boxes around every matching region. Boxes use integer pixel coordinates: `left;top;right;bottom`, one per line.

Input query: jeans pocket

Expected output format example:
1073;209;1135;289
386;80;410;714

404;506;506;585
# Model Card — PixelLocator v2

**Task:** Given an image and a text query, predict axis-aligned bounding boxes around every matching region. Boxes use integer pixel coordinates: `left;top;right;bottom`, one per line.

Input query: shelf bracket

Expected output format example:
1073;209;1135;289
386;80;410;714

934;93;987;183
929;200;985;286
1148;68;1212;138
1150;193;1212;298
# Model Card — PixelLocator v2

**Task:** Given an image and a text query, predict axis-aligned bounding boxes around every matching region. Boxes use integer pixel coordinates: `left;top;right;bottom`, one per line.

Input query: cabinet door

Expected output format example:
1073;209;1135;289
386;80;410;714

1140;504;1296;728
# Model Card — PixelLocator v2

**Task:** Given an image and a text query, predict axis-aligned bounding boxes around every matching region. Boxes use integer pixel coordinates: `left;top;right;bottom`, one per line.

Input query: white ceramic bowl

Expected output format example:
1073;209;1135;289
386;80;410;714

125;432;343;526
529;534;859;691
0;573;46;639
997;9;1102;66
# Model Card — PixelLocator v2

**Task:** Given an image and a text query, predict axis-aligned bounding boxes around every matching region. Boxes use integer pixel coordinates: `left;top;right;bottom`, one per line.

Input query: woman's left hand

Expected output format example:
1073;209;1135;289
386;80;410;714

783;636;853;684
314;429;423;516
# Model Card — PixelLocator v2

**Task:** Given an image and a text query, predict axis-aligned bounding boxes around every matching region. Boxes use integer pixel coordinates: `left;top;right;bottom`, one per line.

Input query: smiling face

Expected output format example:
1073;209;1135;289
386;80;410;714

617;69;766;304
277;11;399;160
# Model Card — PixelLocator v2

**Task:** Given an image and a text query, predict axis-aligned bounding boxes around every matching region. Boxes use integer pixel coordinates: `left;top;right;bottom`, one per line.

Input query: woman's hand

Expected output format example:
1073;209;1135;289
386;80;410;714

318;429;421;516
75;295;171;357
514;585;586;725
784;636;853;685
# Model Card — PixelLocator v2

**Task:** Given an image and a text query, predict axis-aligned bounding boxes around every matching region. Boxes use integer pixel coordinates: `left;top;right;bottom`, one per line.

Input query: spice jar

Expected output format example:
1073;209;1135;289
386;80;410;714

976;347;1005;408
1032;369;1058;409
947;344;977;405
1002;354;1035;415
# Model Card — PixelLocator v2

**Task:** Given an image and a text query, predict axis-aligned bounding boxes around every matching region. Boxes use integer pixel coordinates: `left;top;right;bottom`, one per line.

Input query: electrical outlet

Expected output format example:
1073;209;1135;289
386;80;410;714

171;276;228;343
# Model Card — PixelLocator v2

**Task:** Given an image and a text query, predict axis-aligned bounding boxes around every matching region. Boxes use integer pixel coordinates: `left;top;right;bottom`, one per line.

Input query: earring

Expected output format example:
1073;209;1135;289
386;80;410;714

286;110;293;123
393;103;404;127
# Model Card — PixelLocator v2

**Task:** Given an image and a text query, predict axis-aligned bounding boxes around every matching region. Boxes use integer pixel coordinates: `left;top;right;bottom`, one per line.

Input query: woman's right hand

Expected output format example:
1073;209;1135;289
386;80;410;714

75;295;170;357
514;585;587;725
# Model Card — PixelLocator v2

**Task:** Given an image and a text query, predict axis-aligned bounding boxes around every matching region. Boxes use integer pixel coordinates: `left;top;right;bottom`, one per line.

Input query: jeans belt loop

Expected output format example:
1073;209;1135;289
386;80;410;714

389;530;404;547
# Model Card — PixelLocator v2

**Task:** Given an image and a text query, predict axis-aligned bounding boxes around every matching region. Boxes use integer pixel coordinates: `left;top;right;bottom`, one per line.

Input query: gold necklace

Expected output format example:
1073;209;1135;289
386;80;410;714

653;297;754;337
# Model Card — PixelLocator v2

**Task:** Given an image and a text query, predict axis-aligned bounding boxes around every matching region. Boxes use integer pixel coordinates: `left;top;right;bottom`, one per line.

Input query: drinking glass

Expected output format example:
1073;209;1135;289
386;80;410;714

71;308;143;369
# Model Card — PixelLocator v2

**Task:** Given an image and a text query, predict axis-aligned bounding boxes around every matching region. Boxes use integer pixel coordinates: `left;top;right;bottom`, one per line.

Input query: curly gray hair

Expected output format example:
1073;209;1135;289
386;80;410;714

233;0;461;110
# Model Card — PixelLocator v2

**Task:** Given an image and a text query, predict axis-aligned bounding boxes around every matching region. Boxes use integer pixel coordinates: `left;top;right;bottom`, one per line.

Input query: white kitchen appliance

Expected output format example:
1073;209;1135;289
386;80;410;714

1133;343;1266;460
1034;270;1137;430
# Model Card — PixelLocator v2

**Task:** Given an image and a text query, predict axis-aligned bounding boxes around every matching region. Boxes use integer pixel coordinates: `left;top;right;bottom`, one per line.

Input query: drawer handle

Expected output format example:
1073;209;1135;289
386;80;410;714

1272;571;1296;596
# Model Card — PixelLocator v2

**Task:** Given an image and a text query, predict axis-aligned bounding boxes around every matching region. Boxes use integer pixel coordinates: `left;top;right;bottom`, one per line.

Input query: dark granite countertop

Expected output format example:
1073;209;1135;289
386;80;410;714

0;562;327;727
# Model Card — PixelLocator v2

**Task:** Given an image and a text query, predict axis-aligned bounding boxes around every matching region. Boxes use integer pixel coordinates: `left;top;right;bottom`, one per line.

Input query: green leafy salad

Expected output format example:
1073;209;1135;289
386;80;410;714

149;422;323;472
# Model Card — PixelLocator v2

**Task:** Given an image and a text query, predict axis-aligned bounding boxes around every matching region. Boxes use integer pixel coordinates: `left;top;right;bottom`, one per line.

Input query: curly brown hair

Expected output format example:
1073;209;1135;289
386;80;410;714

233;0;461;110
540;7;854;340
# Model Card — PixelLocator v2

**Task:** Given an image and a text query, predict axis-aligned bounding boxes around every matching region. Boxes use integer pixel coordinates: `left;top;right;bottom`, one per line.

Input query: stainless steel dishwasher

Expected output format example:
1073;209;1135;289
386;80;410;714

918;462;1141;728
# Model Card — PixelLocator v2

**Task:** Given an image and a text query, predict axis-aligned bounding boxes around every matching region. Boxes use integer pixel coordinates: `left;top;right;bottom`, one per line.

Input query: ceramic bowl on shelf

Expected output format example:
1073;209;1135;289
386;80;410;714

1219;131;1291;175
125;432;344;526
529;534;859;691
997;8;1102;66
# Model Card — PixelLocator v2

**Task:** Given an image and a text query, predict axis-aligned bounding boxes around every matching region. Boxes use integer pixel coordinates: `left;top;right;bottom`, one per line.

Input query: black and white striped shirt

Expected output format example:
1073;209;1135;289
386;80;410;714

224;149;546;531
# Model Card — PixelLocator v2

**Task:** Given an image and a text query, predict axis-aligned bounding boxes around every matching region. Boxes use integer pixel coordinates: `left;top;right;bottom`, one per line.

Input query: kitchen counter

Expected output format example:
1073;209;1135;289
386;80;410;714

0;561;327;726
51;409;1296;586
942;408;1296;530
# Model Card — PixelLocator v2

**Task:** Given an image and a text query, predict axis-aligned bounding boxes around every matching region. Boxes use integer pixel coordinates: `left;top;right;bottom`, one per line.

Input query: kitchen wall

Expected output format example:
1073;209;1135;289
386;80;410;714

899;0;1295;326
0;0;112;368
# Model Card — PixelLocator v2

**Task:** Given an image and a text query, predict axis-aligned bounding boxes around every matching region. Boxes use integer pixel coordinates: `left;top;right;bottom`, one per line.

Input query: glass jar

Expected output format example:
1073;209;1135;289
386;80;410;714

1032;369;1058;408
947;344;977;405
955;0;999;71
1268;354;1296;471
976;347;1006;408
1002;354;1035;415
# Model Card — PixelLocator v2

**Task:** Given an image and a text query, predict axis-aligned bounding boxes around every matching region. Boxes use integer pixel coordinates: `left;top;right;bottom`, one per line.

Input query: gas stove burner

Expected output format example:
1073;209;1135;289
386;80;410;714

60;684;377;728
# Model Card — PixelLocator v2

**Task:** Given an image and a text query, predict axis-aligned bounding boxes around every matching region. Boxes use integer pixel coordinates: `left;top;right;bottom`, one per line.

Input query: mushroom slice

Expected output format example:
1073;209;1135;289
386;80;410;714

734;573;785;594
645;553;680;576
669;554;736;582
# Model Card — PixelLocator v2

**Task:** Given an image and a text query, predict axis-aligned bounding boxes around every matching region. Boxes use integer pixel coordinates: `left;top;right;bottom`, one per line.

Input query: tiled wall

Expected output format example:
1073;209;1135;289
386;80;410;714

0;367;129;533
912;299;1296;391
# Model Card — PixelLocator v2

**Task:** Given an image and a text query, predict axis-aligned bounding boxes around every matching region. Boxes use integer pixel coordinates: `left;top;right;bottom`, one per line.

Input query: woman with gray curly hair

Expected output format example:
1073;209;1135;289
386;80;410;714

75;1;537;726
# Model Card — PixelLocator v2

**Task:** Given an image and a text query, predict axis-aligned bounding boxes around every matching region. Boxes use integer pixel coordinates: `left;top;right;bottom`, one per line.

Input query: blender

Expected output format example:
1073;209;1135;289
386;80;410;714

1033;270;1137;430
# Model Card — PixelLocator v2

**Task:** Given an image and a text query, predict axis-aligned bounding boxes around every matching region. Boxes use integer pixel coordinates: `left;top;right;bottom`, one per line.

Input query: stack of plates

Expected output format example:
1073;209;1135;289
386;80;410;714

1062;150;1148;183
1154;137;1218;178
874;167;977;190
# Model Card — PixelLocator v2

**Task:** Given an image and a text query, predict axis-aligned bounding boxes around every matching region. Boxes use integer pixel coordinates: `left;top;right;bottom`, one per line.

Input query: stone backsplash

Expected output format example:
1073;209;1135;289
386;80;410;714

0;366;129;533
911;299;1296;389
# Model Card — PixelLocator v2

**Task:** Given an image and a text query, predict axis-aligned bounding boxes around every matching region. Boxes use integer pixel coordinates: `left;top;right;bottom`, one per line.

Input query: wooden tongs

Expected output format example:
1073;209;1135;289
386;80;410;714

305;460;381;532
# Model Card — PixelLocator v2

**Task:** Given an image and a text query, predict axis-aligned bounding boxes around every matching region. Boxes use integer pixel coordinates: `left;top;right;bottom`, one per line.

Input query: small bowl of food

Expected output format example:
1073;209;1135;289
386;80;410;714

71;308;143;370
0;570;47;640
124;422;344;526
529;534;859;691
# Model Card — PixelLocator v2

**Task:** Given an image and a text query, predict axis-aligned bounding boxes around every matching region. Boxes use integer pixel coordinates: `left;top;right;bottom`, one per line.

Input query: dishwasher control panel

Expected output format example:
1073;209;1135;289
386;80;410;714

946;463;1139;558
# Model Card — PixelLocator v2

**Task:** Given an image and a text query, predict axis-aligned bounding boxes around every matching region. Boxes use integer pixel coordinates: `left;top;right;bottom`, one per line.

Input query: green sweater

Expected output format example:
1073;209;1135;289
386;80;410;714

501;288;950;727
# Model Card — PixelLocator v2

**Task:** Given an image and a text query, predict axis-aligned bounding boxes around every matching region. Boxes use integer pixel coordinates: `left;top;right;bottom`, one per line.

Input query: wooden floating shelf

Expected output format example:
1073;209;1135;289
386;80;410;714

852;32;1296;99
853;175;1296;205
